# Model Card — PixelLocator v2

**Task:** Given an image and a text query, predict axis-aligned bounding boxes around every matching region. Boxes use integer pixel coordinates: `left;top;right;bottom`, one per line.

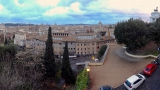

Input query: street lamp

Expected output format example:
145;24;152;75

86;66;90;90
92;56;95;60
86;66;90;72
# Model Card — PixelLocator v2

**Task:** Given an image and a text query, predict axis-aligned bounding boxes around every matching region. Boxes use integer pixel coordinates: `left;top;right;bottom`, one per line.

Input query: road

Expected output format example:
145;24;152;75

70;55;96;71
70;44;160;90
89;44;154;90
114;62;160;90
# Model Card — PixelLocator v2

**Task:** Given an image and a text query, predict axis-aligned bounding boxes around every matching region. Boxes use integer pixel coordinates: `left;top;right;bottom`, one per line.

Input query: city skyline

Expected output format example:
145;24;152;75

0;0;159;24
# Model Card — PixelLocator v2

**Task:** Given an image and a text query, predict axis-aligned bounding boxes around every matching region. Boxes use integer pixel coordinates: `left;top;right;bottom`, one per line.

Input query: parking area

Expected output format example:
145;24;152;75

89;44;154;90
70;55;96;71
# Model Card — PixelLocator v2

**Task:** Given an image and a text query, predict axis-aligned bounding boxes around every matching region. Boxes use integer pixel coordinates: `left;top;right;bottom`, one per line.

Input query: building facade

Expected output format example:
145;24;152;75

14;32;26;46
13;22;115;58
150;7;160;23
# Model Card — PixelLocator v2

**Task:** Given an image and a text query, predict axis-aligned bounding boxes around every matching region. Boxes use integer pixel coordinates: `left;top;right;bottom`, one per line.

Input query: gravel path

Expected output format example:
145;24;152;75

89;44;154;90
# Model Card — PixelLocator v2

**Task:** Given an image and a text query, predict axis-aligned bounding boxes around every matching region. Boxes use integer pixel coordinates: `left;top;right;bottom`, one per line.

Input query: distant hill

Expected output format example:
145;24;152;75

4;23;34;26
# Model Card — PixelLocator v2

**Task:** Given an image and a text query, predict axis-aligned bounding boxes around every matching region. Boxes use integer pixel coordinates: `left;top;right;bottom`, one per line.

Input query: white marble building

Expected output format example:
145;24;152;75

150;7;160;23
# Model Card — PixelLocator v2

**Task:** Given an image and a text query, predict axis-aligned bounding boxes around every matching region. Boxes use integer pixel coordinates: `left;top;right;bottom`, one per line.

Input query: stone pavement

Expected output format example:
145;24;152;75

89;44;154;90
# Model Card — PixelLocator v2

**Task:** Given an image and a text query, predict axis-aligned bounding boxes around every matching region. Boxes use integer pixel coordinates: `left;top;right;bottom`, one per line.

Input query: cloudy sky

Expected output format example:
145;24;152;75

0;0;159;24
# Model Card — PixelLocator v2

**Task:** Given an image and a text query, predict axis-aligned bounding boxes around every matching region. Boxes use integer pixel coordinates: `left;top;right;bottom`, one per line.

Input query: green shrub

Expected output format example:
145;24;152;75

76;69;89;90
98;45;107;59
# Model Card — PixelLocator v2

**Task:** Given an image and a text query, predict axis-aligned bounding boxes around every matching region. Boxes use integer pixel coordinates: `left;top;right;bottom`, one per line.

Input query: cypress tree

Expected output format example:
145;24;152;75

4;38;7;45
43;27;57;78
61;41;75;84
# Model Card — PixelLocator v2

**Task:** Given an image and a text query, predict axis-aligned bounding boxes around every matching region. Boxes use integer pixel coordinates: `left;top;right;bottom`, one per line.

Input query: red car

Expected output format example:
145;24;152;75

143;63;157;76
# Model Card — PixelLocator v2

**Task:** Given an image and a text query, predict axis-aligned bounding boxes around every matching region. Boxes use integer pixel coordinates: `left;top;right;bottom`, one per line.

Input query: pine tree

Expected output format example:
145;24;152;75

61;41;75;84
43;27;57;79
4;38;7;45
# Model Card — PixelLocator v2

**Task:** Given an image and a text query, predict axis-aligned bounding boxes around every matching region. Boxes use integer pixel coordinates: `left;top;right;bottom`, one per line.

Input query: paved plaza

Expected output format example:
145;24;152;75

89;44;154;90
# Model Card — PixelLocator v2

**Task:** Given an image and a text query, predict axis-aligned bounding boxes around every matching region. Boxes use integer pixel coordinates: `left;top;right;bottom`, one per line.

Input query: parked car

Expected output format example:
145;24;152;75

99;85;113;90
94;58;99;62
153;59;160;65
124;74;145;90
143;63;157;76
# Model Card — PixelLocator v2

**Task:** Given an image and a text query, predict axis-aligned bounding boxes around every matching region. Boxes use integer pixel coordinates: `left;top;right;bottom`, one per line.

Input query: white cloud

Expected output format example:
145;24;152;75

0;0;158;24
107;0;159;14
87;0;108;10
70;2;85;14
43;2;85;16
36;0;60;7
0;4;4;11
43;6;69;16
0;4;10;15
26;16;41;20
14;0;25;7
70;2;80;11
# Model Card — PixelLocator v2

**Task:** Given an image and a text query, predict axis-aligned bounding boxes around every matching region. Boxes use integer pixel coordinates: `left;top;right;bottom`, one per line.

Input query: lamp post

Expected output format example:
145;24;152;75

86;66;90;90
92;56;95;61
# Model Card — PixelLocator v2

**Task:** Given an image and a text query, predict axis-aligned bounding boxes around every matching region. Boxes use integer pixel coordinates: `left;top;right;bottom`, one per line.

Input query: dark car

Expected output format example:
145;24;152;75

100;85;113;90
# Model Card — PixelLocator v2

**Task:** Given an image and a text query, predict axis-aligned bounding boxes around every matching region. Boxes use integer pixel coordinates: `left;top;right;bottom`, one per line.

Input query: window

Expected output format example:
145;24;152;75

81;48;82;50
151;67;154;70
81;44;82;46
71;48;72;50
145;68;150;71
71;43;72;45
133;79;141;84
74;48;75;50
78;44;79;46
85;48;86;50
92;43;94;45
136;75;143;78
78;48;79;50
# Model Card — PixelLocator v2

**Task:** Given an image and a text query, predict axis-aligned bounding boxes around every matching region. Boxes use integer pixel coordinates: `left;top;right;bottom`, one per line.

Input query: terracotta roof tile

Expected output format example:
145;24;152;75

62;36;76;42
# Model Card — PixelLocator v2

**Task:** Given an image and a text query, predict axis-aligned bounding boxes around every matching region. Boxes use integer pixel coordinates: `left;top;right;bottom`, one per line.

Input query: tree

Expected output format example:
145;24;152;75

0;46;4;61
0;44;17;61
14;49;46;89
4;44;17;58
4;38;8;45
114;18;150;51
0;62;23;90
43;27;57;79
61;41;75;84
151;18;160;46
76;69;89;90
98;45;107;59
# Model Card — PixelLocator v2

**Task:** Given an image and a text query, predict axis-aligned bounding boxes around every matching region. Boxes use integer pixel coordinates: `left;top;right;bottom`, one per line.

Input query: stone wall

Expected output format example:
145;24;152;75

89;43;109;65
